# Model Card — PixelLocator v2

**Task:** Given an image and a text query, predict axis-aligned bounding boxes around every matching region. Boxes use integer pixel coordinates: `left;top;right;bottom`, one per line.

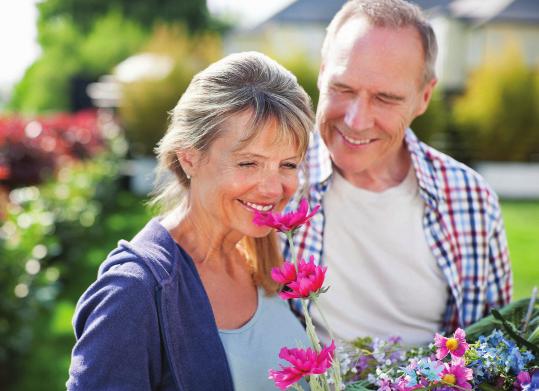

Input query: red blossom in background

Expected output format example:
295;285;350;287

269;341;336;390
0;110;103;189
272;256;327;300
253;198;320;233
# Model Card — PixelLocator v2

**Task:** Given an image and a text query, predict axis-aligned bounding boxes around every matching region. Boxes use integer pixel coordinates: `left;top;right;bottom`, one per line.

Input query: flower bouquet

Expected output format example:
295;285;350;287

254;199;538;390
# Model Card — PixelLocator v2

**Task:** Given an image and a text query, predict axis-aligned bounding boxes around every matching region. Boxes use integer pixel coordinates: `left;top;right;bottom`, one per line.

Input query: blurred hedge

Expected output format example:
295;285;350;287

453;45;539;162
0;110;132;389
0;156;120;388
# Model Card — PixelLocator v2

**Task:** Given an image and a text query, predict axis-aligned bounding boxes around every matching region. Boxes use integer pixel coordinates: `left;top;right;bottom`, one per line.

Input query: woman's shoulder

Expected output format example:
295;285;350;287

98;217;192;286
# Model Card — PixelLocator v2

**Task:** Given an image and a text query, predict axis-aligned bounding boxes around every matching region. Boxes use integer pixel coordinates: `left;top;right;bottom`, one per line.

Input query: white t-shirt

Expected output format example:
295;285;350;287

311;168;448;346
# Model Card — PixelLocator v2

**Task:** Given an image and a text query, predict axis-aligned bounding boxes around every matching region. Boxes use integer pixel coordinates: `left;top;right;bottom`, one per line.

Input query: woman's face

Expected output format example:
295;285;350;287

187;110;302;238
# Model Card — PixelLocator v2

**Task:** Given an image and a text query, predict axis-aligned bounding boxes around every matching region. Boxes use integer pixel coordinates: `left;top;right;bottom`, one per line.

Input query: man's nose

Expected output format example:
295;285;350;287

344;96;374;131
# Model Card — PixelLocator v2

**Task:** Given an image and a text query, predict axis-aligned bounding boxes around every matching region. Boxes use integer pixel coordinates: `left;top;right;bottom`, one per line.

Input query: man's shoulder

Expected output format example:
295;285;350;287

409;133;500;210
421;142;498;207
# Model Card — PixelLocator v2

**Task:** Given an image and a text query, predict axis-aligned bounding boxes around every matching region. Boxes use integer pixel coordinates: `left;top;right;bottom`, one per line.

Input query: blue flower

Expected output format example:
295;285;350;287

417;358;443;382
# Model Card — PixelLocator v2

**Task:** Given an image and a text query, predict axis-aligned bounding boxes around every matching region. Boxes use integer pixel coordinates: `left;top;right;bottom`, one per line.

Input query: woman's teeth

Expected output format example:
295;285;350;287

242;201;274;212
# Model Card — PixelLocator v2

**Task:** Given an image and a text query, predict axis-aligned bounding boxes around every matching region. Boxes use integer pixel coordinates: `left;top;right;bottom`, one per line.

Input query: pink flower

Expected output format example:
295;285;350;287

434;328;469;360
268;341;335;390
440;361;473;389
271;261;297;285
253;198;320;233
514;371;531;390
272;256;327;299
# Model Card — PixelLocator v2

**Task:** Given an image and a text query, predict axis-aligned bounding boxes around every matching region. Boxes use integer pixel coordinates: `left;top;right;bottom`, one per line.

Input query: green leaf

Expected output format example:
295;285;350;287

491;309;539;357
478;383;502;391
465;298;538;341
528;324;539;345
344;380;374;391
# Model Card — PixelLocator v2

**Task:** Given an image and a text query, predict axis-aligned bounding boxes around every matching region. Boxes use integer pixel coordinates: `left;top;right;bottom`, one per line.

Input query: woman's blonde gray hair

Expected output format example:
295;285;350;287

321;0;438;85
151;51;314;293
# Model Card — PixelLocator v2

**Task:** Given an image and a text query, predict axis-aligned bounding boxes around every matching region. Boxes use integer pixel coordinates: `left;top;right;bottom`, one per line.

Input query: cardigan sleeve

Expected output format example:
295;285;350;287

67;263;162;390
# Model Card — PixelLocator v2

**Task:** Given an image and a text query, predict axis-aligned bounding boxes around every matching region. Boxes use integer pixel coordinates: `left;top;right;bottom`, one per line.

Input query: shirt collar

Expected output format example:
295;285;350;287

308;128;443;207
405;128;443;208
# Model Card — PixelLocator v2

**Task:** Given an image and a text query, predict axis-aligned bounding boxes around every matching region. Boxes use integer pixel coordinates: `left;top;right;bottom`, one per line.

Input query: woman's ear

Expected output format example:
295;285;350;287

176;148;201;179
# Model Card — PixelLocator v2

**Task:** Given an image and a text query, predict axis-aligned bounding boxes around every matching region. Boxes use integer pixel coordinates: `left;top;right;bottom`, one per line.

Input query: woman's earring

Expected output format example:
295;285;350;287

186;173;191;180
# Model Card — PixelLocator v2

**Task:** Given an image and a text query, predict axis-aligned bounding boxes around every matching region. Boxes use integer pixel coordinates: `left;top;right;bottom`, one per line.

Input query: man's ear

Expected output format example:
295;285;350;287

415;78;437;117
176;148;201;178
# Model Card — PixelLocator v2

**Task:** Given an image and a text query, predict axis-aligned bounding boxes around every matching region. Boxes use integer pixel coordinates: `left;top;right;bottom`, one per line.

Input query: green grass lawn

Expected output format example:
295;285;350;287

501;201;539;300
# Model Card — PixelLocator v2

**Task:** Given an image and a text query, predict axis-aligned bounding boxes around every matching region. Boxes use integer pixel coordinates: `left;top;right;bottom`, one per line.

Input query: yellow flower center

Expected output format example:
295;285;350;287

443;374;456;385
445;338;459;351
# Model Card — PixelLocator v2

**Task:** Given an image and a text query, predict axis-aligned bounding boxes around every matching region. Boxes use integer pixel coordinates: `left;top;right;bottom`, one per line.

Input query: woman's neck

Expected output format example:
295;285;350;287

160;203;243;267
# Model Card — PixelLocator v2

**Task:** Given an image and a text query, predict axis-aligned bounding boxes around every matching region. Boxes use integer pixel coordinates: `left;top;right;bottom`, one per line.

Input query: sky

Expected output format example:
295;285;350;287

0;0;294;90
0;0;40;87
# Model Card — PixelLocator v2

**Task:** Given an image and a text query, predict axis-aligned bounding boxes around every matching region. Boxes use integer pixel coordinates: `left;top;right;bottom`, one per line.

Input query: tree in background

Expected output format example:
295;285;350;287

9;11;147;113
8;0;223;114
37;0;211;33
453;44;539;162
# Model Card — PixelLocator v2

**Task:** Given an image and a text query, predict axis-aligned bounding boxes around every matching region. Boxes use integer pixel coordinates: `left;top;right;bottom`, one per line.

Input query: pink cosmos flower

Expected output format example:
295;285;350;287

253;198;320;233
434;328;469;360
272;256;327;299
439;361;473;390
268;341;335;390
271;261;297;285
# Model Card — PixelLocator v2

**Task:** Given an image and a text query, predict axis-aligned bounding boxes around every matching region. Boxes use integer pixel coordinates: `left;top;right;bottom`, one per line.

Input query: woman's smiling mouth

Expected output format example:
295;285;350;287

238;199;275;212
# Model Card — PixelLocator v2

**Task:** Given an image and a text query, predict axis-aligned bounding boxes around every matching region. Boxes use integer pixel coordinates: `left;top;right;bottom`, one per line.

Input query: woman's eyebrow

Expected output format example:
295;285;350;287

233;152;300;160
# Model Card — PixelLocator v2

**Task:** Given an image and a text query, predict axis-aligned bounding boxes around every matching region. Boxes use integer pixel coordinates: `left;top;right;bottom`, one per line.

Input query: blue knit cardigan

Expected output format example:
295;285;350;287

67;218;234;390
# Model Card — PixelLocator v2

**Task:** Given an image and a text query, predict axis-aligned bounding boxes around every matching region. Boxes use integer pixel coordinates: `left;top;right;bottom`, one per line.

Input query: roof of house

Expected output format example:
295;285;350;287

484;0;539;23
257;0;539;27
266;0;347;24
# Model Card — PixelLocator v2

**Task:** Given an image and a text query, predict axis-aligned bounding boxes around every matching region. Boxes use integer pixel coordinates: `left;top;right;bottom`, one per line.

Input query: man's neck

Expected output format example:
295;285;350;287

338;147;412;192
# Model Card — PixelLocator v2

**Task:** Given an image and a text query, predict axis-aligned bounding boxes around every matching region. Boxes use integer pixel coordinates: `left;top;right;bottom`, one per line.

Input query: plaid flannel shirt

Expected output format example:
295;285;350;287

283;128;512;334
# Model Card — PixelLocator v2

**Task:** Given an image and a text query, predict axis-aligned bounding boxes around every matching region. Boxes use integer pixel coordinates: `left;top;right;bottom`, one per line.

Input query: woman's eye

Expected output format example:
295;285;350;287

281;162;298;169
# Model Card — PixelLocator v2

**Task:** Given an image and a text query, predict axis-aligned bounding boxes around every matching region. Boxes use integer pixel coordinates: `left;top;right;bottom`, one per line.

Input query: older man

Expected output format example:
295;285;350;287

284;0;512;345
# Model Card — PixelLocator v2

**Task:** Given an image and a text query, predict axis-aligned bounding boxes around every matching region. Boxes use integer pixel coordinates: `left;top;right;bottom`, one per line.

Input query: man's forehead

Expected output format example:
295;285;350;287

328;17;422;58
334;16;372;49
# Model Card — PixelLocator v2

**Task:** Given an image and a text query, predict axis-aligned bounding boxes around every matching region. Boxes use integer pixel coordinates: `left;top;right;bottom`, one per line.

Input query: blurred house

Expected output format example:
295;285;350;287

224;0;539;91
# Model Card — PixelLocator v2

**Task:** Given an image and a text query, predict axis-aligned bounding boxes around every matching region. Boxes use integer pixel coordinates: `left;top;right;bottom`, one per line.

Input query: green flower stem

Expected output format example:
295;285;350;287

301;300;332;390
286;232;298;269
312;298;343;390
309;376;325;391
292;383;305;391
301;298;322;352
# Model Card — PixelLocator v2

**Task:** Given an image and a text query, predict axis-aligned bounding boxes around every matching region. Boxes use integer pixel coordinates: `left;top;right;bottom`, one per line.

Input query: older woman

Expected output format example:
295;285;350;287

67;52;314;390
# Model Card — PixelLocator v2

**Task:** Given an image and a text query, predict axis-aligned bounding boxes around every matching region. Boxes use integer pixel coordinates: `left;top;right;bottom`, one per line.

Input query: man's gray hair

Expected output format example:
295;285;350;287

321;0;438;85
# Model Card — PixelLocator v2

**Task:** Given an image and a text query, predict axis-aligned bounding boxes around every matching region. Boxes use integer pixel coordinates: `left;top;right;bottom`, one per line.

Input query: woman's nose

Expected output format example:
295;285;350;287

258;171;284;199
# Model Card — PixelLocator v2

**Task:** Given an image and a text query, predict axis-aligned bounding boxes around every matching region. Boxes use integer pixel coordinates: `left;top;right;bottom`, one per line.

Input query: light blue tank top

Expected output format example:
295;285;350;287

218;288;310;391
